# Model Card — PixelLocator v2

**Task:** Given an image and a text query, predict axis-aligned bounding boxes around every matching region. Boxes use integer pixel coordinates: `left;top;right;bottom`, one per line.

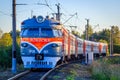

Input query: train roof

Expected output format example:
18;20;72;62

21;16;61;29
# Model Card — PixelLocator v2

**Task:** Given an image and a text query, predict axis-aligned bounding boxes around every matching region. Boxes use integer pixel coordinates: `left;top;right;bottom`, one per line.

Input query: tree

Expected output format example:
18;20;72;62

88;25;93;38
0;32;22;68
1;33;12;47
72;30;81;38
82;25;93;40
9;30;20;38
0;33;12;68
112;26;120;44
0;28;3;38
99;39;108;43
91;29;110;42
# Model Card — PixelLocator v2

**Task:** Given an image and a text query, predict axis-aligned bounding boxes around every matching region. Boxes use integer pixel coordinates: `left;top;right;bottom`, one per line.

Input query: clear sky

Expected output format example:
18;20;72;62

0;0;120;34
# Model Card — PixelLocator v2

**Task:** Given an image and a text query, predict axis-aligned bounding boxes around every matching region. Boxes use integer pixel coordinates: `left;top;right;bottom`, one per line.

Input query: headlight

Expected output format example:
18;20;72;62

21;53;25;55
21;43;28;47
52;44;59;47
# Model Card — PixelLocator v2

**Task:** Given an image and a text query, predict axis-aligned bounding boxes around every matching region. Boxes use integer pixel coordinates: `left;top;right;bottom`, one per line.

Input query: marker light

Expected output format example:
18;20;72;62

37;16;44;23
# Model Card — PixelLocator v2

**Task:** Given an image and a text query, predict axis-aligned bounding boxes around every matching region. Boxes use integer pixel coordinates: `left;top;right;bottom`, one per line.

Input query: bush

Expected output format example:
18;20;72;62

114;44;120;54
0;46;11;68
105;57;120;64
0;43;22;69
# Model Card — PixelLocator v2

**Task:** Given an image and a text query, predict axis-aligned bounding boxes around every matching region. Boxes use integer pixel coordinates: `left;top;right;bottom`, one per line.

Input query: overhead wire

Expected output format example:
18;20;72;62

55;0;77;23
0;11;12;17
55;0;84;34
44;0;56;13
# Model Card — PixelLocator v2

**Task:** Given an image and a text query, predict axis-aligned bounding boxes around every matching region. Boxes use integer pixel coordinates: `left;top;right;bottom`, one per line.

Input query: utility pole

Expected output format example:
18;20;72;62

12;0;17;73
12;0;27;73
85;19;89;40
110;26;114;56
55;3;60;21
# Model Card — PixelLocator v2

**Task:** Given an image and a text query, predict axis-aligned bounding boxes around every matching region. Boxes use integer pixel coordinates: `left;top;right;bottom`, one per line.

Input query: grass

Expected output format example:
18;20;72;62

0;64;26;73
66;69;77;80
66;75;75;80
91;56;120;80
53;75;61;79
17;64;25;71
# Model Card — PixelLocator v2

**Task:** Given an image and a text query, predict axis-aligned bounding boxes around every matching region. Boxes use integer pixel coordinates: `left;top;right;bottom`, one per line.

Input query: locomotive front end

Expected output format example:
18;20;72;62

20;16;63;69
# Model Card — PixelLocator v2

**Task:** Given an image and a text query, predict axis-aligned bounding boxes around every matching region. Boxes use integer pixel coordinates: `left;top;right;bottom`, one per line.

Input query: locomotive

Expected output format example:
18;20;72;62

20;15;108;69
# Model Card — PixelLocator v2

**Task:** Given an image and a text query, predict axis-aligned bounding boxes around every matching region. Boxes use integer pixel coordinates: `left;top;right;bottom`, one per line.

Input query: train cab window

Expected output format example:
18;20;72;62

41;28;54;37
21;28;39;37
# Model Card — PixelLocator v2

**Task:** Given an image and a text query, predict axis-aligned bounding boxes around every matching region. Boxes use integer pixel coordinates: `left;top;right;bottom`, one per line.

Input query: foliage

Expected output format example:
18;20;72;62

82;25;93;39
112;26;120;44
105;56;120;64
98;39;108;43
92;57;120;80
71;30;81;38
0;31;21;69
66;69;77;80
0;46;11;68
113;44;120;54
90;29;110;42
9;30;20;38
1;33;12;47
88;25;93;37
0;28;3;38
108;44;120;54
53;76;60;79
66;75;75;80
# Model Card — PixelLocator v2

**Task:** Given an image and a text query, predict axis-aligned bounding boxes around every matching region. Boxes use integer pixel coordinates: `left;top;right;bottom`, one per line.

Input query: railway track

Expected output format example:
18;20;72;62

40;63;66;80
40;61;83;80
8;61;81;80
8;69;49;80
8;63;66;80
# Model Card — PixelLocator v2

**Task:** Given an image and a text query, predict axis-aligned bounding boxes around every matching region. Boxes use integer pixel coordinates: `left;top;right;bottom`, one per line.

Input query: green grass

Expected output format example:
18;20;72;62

91;56;120;80
65;69;77;80
66;75;75;80
53;75;60;79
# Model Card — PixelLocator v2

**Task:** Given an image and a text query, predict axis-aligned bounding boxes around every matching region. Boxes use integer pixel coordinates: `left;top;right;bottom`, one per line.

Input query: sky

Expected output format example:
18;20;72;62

0;0;120;34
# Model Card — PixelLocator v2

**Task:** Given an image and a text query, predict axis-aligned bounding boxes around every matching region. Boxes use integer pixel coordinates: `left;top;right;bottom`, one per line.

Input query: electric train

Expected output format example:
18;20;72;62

20;15;108;69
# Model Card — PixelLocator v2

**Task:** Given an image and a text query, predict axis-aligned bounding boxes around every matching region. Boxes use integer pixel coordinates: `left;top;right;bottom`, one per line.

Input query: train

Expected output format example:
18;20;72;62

20;15;108;69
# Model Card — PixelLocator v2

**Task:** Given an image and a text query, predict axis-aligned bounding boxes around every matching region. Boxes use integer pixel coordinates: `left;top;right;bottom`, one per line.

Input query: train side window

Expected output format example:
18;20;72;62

53;29;62;37
58;30;62;37
53;29;59;37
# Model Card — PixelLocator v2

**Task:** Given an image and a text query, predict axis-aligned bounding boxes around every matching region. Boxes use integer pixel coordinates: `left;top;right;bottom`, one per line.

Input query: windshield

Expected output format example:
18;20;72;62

21;27;62;38
21;28;39;37
41;28;54;37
